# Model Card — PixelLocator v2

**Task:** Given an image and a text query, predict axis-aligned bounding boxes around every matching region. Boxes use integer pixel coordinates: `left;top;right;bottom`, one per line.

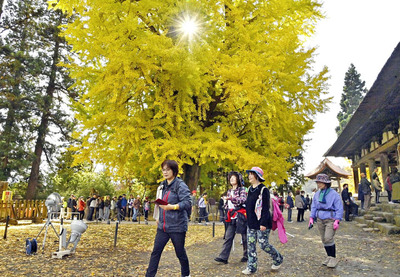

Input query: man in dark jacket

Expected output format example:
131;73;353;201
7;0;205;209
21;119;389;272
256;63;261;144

341;184;351;221
87;194;97;221
360;173;372;211
286;191;294;223
71;195;78;220
117;196;124;222
357;183;364;209
66;194;74;220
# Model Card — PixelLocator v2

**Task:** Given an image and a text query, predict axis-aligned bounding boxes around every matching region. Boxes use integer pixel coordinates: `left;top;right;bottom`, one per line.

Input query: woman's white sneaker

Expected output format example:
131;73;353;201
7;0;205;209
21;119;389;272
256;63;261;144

271;263;282;270
242;268;255;275
327;257;338;268
322;256;331;266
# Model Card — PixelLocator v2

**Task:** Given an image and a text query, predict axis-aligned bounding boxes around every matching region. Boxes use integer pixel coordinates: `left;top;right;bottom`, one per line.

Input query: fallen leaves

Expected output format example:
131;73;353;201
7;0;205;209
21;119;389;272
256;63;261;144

0;221;224;276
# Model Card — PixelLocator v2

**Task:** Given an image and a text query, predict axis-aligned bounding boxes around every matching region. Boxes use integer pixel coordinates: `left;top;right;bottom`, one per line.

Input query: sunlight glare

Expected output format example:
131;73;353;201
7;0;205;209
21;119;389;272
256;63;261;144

178;15;200;41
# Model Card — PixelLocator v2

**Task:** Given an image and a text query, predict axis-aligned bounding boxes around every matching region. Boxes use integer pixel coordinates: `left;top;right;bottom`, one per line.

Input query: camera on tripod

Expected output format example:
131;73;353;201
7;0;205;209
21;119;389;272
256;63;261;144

26;192;88;258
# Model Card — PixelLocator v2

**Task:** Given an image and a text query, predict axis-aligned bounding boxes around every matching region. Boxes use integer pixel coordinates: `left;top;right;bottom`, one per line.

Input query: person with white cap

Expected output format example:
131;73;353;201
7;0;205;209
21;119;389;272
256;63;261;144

309;173;343;268
242;167;283;275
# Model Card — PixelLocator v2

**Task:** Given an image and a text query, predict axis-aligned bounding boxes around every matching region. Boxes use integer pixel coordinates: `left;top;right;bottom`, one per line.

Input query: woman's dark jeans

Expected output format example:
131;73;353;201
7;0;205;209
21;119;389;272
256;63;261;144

199;207;209;223
146;229;190;277
217;223;247;261
297;208;304;222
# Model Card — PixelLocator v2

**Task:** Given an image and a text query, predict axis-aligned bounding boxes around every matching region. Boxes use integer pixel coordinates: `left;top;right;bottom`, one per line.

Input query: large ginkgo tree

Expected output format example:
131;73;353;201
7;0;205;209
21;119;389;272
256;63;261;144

52;0;330;190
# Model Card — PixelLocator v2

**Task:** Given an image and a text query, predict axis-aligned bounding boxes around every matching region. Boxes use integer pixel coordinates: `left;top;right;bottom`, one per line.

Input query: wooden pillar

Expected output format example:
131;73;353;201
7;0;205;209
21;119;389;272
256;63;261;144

337;177;341;193
397;143;400;167
359;163;366;175
367;159;375;181
352;166;359;192
380;153;389;181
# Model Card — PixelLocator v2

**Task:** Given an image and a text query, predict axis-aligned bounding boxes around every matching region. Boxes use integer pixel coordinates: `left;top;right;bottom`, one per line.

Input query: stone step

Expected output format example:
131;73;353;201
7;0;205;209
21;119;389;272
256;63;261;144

381;203;400;213
362;227;379;232
354;217;365;224
353;202;400;235
380;212;394;224
393;209;400;215
369;206;381;212
394;216;400;227
358;209;367;216
375;222;400;235
371;211;384;217
372;217;385;222
364;214;374;220
365;219;375;228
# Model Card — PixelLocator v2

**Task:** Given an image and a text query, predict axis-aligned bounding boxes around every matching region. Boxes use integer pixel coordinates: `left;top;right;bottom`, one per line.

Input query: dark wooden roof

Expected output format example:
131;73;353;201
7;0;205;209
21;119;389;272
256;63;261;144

325;42;400;157
305;158;351;179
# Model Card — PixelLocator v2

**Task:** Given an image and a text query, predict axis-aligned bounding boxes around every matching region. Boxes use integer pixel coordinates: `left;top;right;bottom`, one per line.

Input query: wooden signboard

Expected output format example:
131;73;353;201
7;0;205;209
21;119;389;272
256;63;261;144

0;181;8;197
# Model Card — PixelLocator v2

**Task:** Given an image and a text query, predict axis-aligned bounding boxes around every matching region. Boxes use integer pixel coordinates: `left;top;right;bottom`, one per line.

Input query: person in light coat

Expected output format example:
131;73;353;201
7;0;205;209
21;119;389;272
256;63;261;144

309;174;343;268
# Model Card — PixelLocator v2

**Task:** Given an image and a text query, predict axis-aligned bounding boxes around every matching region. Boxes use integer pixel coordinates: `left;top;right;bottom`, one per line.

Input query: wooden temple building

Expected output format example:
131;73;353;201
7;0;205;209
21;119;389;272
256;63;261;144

325;42;400;189
305;158;351;192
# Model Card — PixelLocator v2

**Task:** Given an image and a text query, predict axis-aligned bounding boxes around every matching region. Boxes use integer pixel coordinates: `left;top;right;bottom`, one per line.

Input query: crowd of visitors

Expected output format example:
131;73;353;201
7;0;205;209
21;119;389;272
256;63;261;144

61;193;150;223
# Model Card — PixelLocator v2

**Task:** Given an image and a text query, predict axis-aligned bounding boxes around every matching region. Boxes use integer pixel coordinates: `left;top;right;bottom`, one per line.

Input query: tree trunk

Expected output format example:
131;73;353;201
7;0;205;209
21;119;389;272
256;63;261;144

182;163;201;192
0;107;15;180
25;36;60;199
0;0;4;19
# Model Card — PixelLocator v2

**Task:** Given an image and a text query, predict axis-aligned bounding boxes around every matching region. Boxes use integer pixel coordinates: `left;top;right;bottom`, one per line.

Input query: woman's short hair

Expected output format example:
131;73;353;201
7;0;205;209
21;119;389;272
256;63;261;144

161;160;179;177
227;171;242;187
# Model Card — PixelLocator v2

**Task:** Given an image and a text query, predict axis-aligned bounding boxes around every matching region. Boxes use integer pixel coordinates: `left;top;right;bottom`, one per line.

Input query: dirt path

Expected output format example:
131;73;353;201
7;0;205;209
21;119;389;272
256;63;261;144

153;215;400;277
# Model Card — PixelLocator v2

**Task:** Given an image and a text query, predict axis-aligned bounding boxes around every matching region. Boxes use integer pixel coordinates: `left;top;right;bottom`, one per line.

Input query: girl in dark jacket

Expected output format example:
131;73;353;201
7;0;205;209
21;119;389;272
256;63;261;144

146;160;191;277
242;167;283;275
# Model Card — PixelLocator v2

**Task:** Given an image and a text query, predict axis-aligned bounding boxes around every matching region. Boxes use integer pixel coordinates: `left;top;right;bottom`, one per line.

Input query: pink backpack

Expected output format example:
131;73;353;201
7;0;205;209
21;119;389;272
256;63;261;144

255;187;288;244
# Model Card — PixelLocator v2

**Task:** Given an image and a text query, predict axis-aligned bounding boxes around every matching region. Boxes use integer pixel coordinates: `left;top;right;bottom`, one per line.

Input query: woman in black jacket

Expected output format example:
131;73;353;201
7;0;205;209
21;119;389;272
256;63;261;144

242;167;283;275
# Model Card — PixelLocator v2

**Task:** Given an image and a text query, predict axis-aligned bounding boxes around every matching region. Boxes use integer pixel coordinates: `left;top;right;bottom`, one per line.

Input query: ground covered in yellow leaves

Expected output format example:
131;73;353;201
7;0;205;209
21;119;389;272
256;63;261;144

1;211;400;277
0;220;224;276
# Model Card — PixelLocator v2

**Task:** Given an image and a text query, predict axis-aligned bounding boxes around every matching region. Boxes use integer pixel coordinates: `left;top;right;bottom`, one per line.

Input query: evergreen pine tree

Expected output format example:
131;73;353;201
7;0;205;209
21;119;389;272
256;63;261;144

0;0;75;198
0;0;39;181
336;64;367;135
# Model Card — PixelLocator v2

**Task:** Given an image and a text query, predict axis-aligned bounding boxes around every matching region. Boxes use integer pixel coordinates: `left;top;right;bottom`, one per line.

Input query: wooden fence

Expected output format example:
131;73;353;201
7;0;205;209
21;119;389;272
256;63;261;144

0;200;220;222
0;200;47;221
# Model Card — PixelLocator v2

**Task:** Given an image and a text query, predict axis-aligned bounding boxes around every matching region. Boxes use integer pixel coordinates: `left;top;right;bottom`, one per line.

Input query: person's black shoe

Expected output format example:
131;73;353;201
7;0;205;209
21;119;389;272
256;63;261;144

240;257;248;262
214;257;228;264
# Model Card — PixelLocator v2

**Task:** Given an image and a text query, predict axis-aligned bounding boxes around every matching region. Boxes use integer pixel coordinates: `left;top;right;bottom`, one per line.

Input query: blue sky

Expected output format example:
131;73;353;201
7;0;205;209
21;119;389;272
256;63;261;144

303;0;400;174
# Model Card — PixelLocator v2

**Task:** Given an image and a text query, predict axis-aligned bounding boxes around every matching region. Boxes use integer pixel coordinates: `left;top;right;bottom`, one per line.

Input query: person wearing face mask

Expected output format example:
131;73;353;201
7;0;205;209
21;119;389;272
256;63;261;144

214;171;248;264
309;174;343;268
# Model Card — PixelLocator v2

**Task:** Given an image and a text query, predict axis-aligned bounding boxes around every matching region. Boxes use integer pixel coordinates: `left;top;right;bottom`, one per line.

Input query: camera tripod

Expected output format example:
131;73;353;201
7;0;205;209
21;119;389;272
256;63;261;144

36;212;59;250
